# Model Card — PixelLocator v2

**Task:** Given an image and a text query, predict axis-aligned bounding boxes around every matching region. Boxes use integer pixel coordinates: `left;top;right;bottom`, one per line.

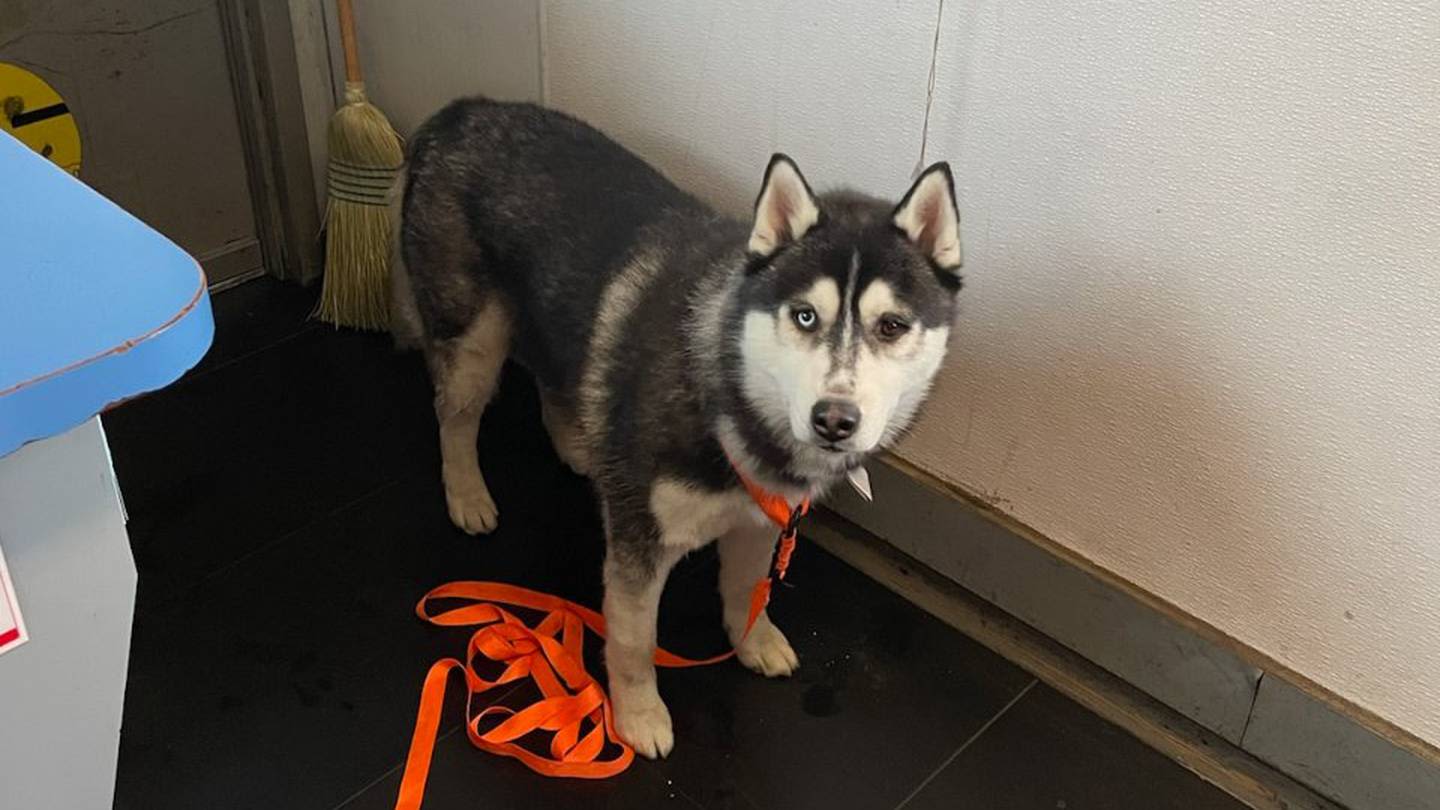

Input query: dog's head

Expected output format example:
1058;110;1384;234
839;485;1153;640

726;154;963;485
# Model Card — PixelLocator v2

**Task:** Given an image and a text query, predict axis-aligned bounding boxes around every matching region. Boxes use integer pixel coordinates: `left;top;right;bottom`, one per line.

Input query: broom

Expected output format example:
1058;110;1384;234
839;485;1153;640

314;0;403;330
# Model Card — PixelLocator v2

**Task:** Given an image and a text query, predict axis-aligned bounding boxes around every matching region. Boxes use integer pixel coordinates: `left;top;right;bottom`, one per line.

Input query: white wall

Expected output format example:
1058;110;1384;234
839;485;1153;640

290;0;544;206
908;0;1440;747
542;0;1440;748
323;0;542;136
544;1;938;215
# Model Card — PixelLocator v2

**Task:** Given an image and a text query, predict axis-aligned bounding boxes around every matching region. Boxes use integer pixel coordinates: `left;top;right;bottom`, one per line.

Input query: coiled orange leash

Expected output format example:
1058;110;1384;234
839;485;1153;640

393;479;810;809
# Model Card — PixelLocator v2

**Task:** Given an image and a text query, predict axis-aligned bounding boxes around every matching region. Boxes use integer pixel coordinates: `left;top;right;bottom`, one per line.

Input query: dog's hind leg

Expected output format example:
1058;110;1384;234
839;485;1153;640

429;298;511;534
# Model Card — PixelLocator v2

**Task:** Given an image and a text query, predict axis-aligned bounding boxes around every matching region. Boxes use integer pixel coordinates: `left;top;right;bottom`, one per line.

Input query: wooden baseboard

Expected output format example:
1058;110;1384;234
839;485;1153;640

823;454;1440;810
871;451;1440;770
805;509;1341;810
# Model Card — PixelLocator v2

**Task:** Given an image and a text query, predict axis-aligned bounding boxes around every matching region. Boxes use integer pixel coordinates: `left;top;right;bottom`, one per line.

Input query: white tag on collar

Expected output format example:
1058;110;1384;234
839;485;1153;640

846;465;873;502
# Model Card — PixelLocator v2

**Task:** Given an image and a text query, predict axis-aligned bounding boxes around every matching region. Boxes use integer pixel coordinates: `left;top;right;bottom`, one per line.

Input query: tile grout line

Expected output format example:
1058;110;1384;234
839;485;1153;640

670;786;709;809
807;513;1342;810
892;678;1038;810
327;675;540;810
329;722;467;810
184;320;322;384
141;476;408;615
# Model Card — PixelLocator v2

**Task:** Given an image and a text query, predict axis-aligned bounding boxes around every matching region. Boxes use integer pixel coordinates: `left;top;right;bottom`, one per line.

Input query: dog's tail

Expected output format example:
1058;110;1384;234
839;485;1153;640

387;166;424;349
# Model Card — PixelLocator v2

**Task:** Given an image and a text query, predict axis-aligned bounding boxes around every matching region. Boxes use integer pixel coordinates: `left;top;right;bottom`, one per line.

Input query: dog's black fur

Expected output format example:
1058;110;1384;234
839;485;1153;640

394;97;963;758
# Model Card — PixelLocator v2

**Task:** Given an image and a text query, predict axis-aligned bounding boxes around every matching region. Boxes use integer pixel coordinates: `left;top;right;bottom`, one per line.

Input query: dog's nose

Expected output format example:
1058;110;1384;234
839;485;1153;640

811;399;861;443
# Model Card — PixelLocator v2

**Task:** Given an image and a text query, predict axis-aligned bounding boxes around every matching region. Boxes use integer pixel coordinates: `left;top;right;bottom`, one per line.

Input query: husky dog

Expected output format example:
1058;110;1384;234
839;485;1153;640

394;98;963;758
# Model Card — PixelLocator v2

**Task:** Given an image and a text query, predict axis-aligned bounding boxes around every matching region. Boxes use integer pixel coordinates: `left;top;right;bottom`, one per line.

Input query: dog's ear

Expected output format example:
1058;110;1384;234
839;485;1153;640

893;162;962;271
748;154;821;257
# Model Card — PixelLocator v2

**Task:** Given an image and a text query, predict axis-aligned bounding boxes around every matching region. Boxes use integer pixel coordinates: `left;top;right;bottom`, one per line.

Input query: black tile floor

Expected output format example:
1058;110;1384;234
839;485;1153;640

103;278;1247;810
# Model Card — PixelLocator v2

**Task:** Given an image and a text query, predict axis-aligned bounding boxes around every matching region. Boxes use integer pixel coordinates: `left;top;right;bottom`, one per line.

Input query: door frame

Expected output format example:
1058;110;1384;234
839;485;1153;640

217;0;322;286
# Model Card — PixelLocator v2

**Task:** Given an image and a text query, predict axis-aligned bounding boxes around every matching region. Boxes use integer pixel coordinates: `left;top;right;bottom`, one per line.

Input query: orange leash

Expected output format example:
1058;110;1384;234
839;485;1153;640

393;485;809;808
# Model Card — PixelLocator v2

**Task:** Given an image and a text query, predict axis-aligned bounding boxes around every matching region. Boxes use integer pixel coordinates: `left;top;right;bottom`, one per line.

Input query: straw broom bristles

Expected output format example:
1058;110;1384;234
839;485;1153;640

315;81;403;331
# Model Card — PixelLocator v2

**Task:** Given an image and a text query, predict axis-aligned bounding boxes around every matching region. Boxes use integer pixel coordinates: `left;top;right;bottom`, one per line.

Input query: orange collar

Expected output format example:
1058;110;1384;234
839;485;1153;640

731;462;811;534
730;461;811;582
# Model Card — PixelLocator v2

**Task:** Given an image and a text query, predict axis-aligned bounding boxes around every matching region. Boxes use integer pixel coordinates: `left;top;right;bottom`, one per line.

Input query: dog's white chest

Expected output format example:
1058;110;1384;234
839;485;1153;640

649;479;768;550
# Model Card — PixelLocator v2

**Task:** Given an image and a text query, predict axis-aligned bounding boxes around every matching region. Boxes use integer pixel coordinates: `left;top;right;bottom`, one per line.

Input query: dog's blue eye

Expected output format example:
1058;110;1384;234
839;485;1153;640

791;306;818;332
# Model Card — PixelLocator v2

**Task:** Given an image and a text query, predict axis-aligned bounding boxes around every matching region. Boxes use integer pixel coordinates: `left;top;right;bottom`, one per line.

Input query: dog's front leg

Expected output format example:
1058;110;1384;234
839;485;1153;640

603;535;682;760
719;524;800;677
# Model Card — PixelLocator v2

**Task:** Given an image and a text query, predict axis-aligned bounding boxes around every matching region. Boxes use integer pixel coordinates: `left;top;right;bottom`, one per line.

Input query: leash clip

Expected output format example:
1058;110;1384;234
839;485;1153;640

782;499;810;539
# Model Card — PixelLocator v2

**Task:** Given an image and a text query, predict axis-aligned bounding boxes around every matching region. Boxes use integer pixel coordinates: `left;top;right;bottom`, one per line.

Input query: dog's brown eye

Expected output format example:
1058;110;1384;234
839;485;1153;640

791;305;819;332
877;316;911;341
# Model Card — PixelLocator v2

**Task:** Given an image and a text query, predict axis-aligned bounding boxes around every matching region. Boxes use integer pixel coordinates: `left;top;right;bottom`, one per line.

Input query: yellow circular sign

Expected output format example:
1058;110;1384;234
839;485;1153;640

1;63;82;176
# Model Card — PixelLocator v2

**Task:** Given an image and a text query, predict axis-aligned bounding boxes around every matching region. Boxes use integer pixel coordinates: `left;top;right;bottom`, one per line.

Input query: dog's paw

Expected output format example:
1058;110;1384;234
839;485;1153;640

445;480;499;534
735;617;799;678
612;687;674;759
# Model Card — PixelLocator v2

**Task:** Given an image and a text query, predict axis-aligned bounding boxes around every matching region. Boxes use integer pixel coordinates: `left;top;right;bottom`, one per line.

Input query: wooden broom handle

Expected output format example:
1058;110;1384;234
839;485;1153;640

337;0;363;84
